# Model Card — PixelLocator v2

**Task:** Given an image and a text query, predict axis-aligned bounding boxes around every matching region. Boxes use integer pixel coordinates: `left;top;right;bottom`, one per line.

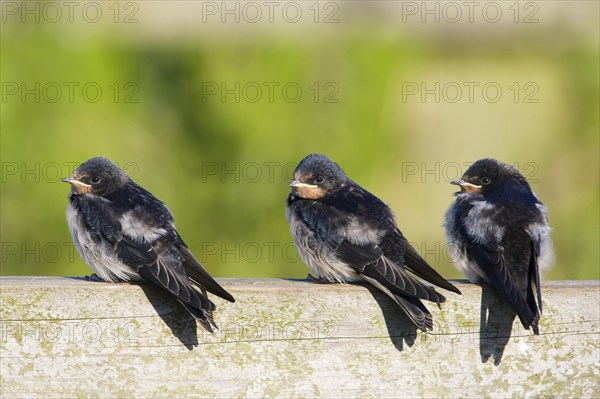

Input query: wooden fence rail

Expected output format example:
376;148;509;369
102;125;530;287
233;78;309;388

1;277;599;398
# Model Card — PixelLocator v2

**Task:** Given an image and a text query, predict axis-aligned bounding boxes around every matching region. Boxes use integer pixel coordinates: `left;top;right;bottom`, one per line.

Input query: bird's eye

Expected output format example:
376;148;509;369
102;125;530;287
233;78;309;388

481;177;491;185
91;176;101;184
314;176;324;184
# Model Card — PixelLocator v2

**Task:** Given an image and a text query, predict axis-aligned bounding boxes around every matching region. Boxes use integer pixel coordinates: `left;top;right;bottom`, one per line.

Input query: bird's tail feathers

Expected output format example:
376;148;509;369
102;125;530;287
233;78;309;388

516;309;540;335
510;245;542;334
137;264;220;332
362;274;433;332
179;301;218;332
487;271;541;335
392;293;434;332
520;288;541;335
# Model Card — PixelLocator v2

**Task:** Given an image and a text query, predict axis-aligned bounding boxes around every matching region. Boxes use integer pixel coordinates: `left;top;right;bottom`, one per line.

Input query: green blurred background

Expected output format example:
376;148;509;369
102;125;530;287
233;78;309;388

1;1;598;280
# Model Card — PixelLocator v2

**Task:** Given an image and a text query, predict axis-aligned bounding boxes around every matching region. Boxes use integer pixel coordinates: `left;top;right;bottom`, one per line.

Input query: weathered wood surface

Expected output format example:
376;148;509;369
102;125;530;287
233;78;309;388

1;277;599;398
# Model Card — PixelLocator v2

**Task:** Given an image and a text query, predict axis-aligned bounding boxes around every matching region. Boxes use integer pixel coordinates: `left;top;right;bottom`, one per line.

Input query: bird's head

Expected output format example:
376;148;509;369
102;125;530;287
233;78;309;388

62;157;130;196
451;158;527;196
288;153;347;200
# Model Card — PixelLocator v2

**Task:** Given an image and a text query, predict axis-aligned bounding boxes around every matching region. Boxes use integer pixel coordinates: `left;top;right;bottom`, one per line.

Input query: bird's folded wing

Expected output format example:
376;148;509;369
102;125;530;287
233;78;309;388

136;257;215;311
117;236;158;265
178;242;235;303
335;240;382;266
77;195;157;266
78;196;215;310
531;238;543;313
395;230;461;295
77;195;123;244
470;239;537;323
335;240;446;303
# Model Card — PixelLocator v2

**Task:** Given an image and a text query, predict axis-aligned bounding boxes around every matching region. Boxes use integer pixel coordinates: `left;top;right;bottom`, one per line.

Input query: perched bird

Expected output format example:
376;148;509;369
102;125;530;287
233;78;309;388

444;158;554;334
62;157;234;332
286;154;461;331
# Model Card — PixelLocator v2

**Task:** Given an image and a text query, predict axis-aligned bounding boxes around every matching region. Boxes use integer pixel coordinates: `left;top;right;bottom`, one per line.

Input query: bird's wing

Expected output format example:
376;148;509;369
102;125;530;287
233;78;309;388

297;193;453;302
292;192;445;331
76;194;122;242
469;232;540;331
76;196;222;317
76;195;156;264
178;234;235;303
134;247;218;332
135;243;217;314
530;234;543;314
334;240;382;265
335;239;439;331
335;239;446;303
391;229;461;295
361;274;434;331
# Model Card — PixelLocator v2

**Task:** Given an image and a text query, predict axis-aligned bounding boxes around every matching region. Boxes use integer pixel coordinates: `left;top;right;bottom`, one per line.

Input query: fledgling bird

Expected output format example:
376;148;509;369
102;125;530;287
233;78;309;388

444;158;554;334
286;153;461;332
62;157;234;332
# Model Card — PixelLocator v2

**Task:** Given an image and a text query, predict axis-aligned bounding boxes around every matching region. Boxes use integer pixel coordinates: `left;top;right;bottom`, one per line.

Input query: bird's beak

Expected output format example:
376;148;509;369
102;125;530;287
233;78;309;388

61;177;92;194
450;179;481;194
288;180;318;189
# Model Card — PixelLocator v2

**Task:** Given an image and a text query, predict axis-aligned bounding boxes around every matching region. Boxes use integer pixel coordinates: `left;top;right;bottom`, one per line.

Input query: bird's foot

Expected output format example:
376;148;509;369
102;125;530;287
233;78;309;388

85;273;104;282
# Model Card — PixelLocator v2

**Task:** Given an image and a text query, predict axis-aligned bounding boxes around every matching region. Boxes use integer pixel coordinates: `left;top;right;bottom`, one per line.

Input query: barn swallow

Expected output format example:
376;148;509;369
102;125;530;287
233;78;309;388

62;157;234;332
444;158;554;334
286;153;461;332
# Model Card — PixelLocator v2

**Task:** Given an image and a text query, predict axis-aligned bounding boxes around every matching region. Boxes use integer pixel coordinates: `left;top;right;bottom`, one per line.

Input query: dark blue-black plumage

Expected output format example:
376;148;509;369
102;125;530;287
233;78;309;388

62;157;234;332
286;153;461;331
444;158;554;334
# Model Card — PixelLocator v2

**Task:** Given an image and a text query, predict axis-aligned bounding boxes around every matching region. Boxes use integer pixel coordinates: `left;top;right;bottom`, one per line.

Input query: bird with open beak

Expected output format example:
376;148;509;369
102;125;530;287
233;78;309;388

62;157;235;332
444;158;554;334
286;153;461;332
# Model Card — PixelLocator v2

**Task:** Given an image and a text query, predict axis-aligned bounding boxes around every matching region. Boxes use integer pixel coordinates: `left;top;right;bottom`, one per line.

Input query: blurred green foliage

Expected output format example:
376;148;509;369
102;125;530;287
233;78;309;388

1;2;598;280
